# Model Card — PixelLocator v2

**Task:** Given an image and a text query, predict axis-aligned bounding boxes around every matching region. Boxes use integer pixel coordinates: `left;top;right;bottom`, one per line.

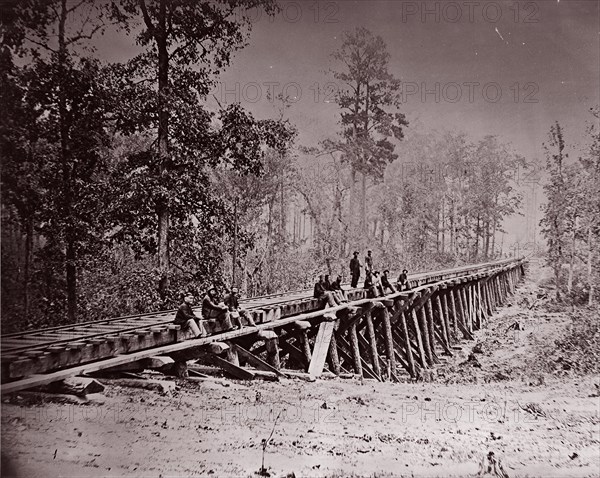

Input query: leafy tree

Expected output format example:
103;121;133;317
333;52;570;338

106;0;292;298
540;122;569;299
328;27;408;235
1;0;111;322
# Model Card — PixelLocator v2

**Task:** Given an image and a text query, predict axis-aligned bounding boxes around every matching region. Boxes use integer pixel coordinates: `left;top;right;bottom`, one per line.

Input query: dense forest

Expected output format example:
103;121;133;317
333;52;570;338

2;0;591;333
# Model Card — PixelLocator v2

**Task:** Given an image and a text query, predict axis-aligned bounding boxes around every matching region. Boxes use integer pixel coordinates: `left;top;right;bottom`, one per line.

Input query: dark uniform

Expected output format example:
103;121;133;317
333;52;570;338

397;271;410;291
174;300;206;337
202;292;232;329
381;272;395;294
350;256;361;288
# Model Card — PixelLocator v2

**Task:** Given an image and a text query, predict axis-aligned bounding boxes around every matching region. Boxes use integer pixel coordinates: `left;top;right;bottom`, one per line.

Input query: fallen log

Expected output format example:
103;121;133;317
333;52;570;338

38;377;105;397
97;378;176;394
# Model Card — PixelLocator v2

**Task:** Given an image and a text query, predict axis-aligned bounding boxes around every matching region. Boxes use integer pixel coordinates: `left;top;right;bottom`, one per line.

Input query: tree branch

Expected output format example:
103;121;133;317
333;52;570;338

139;0;156;36
24;36;57;53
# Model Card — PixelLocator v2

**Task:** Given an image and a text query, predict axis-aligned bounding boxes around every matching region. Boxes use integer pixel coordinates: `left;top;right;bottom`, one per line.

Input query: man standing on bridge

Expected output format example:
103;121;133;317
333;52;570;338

365;250;374;273
349;251;362;288
174;293;207;337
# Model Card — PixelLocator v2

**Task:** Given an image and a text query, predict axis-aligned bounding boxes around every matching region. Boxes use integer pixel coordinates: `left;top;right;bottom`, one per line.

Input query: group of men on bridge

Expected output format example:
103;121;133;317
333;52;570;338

174;286;255;338
174;250;411;339
313;250;411;307
349;250;410;291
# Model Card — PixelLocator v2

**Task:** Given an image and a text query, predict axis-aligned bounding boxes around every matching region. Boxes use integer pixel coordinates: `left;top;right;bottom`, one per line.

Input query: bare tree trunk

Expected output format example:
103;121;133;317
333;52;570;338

474;215;480;261
58;0;77;322
441;196;445;254
436;208;440;253
588;225;594;305
484;220;490;260
491;220;496;258
156;0;170;299
23;218;33;318
360;172;367;234
449;198;455;255
567;230;575;293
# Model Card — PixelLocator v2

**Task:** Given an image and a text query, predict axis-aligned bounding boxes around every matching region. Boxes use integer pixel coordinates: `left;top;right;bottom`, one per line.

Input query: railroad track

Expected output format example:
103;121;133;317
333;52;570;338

1;258;524;386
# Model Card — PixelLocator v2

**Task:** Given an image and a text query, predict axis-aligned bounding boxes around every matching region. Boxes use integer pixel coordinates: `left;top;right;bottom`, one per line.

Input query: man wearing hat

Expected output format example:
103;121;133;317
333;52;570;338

202;285;234;330
224;287;256;328
397;269;410;291
381;270;396;294
349;251;362;288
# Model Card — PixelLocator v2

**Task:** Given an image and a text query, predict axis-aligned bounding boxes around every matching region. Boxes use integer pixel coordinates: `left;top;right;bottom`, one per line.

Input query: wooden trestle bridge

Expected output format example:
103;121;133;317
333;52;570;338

1;258;527;394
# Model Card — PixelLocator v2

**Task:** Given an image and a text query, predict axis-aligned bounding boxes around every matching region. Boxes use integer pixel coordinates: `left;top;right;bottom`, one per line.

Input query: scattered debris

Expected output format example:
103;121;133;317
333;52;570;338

477;451;509;477
517;402;547;419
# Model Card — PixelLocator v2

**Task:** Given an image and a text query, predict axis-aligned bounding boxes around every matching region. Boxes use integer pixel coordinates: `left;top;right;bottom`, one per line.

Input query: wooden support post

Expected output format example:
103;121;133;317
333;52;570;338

258;330;281;370
265;339;280;370
487;279;497;312
364;309;382;377
226;346;239;367
348;322;363;376
460;286;472;334
470;282;477;329
476;281;486;325
231;344;286;377
424;299;439;364
466;284;474;333
399;311;416;378
491;276;500;308
308;321;335;379
411;309;428;369
453;287;473;340
294;321;313;365
441;289;454;342
470;282;479;330
211;355;255;380
482;279;493;316
380;307;397;378
327;333;341;375
300;330;312;364
435;294;451;353
419;305;435;366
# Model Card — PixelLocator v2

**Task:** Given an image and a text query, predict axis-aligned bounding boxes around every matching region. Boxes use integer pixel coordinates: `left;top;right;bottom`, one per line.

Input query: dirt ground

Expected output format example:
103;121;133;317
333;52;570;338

2;261;599;478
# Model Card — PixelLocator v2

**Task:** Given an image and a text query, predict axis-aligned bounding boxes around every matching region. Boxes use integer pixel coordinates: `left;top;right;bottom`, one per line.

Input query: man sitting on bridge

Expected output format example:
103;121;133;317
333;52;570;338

224;287;256;328
397;269;410;291
381;270;396;294
202;286;234;330
174;293;207;338
364;270;379;298
329;275;348;303
372;271;385;297
314;275;341;307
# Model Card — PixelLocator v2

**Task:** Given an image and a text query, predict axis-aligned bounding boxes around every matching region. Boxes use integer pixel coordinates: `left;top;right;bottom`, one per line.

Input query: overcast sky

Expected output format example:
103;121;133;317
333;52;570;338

93;0;599;251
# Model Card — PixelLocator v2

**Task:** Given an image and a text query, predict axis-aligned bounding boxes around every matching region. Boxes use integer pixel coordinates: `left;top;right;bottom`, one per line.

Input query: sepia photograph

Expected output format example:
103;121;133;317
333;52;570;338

0;0;598;477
